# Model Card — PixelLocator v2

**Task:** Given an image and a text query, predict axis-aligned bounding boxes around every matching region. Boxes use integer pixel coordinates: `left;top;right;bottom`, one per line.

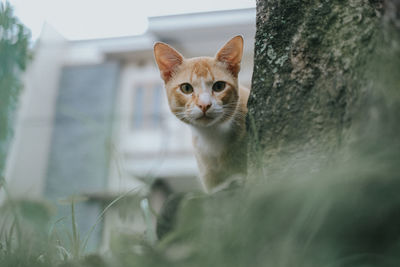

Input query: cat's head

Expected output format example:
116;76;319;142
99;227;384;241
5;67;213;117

154;36;243;128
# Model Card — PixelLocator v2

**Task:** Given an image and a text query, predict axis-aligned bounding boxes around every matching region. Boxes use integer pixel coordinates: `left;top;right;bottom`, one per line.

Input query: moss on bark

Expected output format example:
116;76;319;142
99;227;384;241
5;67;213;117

248;0;385;175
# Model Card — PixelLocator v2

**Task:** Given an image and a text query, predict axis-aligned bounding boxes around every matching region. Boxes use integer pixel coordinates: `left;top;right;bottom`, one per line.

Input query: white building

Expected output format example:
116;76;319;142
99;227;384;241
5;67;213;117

4;8;256;249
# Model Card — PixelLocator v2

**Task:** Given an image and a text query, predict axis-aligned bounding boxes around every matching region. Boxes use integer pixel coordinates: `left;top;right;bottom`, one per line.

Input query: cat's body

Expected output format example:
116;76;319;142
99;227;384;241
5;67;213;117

154;36;249;192
191;83;249;190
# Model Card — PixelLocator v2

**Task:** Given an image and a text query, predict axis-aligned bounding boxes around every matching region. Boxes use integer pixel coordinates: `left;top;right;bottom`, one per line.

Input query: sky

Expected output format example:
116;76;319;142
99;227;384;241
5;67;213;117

5;0;255;41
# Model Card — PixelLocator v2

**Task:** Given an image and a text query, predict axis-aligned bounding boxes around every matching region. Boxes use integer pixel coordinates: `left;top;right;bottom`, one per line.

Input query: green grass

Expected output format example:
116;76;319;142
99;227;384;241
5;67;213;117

1;93;400;267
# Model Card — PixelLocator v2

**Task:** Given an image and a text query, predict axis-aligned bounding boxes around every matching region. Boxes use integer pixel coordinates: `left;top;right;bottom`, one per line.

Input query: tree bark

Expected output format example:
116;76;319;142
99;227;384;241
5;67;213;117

247;0;399;176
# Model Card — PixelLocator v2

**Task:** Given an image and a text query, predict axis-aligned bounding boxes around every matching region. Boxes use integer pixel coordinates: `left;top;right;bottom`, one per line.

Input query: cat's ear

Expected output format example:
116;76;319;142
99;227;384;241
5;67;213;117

215;35;243;77
154;42;184;83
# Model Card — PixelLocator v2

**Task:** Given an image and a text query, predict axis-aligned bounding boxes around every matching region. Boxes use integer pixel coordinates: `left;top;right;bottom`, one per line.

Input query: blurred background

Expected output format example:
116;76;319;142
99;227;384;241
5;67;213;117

1;0;255;252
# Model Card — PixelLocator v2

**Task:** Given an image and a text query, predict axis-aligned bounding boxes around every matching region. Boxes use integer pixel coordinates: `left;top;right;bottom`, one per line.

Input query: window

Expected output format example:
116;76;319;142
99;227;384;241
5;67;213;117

131;83;164;130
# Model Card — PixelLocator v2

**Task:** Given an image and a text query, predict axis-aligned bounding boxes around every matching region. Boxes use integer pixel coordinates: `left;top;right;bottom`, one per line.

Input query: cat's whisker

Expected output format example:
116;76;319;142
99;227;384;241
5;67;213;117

222;101;239;106
222;100;239;105
174;112;188;120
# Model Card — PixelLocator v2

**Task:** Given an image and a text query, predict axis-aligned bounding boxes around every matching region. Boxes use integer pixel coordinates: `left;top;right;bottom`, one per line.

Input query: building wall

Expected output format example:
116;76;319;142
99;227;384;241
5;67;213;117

3;25;67;201
44;62;120;250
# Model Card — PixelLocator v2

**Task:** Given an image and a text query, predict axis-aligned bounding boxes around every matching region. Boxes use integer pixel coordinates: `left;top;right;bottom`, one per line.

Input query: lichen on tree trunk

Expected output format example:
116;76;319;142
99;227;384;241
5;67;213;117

247;0;385;175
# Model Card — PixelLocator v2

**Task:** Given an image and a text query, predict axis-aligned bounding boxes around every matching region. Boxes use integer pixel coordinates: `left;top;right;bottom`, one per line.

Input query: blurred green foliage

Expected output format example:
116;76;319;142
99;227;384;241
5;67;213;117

0;1;31;176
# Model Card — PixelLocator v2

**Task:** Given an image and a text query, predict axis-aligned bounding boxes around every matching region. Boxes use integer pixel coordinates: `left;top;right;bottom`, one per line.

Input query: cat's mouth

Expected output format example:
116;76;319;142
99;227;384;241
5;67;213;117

196;114;215;121
189;110;224;126
192;113;220;127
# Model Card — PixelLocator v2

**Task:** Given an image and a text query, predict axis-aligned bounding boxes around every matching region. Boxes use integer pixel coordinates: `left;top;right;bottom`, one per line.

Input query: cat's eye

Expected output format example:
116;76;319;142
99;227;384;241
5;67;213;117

212;81;226;92
180;83;193;94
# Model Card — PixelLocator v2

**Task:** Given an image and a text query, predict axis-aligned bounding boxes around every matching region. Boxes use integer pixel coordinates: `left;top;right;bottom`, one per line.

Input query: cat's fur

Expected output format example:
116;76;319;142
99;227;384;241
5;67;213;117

154;36;249;192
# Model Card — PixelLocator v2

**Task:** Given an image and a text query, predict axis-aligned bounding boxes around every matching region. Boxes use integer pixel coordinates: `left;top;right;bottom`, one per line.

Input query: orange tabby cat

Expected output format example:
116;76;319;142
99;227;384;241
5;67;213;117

154;36;249;192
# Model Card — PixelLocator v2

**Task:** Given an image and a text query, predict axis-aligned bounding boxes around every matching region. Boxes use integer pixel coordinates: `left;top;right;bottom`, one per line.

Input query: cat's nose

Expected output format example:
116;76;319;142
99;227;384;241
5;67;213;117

198;93;212;113
198;103;212;113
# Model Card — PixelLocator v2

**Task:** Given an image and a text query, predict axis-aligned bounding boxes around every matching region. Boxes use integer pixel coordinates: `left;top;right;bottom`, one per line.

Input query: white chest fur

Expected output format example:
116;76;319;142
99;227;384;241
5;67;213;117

191;120;232;157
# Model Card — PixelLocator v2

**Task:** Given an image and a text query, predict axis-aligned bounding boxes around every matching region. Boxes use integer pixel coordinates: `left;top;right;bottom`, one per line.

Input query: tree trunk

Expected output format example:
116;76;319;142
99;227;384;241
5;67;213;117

247;0;399;176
